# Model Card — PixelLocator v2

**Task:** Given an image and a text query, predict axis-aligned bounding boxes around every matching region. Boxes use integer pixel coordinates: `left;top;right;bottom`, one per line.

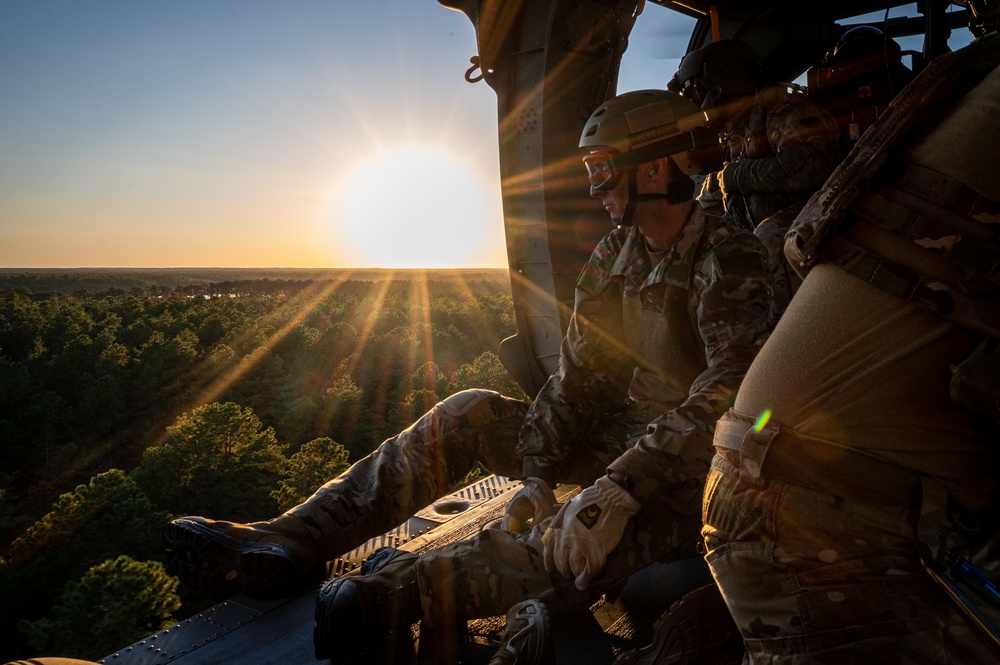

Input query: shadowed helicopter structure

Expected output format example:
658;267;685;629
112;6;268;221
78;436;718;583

32;2;975;664
439;0;965;399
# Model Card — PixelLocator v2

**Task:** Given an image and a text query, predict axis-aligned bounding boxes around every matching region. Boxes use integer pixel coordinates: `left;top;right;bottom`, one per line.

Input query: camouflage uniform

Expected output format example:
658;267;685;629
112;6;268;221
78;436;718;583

703;34;1000;663
416;205;772;626
286;388;529;552
702;88;840;320
209;208;767;618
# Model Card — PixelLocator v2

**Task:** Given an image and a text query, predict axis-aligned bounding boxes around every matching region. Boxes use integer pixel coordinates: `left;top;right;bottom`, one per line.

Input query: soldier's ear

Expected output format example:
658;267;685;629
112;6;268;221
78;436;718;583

644;158;669;180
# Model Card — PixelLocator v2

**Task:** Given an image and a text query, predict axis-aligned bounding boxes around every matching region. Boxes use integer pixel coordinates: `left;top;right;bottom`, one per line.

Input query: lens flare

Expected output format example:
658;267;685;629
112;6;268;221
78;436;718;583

330;145;503;268
753;409;772;432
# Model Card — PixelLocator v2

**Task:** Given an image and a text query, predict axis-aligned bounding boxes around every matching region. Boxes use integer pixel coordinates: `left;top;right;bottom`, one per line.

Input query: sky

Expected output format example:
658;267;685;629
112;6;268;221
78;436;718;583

0;1;693;269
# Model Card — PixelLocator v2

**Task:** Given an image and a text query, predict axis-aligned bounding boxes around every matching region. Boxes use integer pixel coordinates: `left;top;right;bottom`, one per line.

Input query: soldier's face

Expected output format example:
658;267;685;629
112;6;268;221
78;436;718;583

590;171;629;220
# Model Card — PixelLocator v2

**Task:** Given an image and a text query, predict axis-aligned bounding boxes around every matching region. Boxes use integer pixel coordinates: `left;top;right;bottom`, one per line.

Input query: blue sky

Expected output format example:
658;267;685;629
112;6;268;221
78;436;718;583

0;1;695;269
1;3;976;269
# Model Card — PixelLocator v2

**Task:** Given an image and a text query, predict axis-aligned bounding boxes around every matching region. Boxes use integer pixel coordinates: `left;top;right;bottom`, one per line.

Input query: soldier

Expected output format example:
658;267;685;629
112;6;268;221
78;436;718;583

310;89;772;664
669;40;842;321
165;89;773;663
807;25;915;150
702;1;1000;662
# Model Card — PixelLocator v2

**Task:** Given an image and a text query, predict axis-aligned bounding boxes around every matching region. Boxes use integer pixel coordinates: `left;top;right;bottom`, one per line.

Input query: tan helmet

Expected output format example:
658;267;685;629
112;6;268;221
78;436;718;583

579;90;719;225
579;89;715;180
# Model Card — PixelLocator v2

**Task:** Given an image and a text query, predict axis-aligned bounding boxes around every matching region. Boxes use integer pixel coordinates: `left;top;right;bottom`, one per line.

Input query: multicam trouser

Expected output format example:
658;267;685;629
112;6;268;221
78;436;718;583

702;410;997;664
415;432;709;628
752;204;804;323
288;389;528;552
293;388;705;625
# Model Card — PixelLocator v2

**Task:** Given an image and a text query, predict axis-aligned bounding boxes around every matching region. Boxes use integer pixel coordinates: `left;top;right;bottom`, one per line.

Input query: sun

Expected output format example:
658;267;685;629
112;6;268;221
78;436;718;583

329;146;504;269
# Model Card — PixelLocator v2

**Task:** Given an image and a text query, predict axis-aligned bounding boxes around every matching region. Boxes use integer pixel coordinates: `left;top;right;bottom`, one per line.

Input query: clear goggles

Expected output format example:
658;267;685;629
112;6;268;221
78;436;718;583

677;78;706;107
668;74;705;107
583;150;625;191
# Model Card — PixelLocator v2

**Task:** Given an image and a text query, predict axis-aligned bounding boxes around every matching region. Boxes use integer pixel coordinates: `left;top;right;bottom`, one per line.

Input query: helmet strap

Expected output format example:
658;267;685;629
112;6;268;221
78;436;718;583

666;175;697;205
615;170;640;228
616;168;692;227
636;193;679;205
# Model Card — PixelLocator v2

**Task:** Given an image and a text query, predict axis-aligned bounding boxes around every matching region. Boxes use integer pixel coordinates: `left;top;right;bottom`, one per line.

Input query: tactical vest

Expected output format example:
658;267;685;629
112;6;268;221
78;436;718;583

615;212;715;417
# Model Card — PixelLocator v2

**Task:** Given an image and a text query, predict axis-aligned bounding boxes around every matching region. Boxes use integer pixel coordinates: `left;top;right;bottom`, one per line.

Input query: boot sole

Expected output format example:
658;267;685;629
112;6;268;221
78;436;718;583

314;553;420;664
494;598;553;665
163;518;301;601
314;577;367;662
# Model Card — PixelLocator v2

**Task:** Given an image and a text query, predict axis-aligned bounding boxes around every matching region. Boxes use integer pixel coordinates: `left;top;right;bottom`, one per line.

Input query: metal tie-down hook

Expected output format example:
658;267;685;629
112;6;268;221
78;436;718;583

465;55;485;83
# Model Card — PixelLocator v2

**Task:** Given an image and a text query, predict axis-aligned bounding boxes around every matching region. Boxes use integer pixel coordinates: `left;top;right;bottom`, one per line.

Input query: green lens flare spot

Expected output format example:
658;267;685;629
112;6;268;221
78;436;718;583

753;409;772;432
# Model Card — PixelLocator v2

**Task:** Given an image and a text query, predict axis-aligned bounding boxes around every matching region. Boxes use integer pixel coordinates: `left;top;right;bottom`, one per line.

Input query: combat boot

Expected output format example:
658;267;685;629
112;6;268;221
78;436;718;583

488;599;555;665
314;547;421;664
163;514;321;601
613;584;743;665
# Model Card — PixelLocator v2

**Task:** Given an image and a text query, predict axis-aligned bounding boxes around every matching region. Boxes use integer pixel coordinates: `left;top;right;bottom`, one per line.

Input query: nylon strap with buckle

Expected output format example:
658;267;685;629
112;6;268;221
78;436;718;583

820;162;1000;338
713;411;919;508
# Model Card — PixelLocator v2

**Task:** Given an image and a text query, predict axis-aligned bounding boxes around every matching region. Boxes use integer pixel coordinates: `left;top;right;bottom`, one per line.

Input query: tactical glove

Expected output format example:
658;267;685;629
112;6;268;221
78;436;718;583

501;477;558;534
542;476;639;591
717;161;738;197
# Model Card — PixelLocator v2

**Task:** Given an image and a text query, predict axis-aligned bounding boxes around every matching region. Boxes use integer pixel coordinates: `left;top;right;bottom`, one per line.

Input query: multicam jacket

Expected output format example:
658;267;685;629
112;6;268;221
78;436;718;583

715;87;841;227
518;205;773;501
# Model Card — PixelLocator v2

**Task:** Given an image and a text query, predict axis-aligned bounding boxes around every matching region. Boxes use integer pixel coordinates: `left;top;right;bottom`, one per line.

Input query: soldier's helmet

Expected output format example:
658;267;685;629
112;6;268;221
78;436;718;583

579;89;716;193
668;40;766;109
831;25;903;66
955;0;1000;37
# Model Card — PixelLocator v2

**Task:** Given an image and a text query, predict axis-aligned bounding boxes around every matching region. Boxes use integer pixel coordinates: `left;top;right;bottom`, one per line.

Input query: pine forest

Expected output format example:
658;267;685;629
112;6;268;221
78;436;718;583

0;268;526;662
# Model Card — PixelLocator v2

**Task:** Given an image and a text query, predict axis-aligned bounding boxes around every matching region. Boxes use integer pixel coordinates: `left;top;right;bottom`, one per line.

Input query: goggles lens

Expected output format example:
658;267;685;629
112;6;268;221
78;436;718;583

583;151;622;191
678;78;704;106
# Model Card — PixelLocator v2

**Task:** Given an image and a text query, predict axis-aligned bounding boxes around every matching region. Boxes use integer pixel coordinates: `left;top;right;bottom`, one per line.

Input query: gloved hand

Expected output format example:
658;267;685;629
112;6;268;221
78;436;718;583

718;162;753;227
501;477;558;534
718;162;737;200
541;476;640;591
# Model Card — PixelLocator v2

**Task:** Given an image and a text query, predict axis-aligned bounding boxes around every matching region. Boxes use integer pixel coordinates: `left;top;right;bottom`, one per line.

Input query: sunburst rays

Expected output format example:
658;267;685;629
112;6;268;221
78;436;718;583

152;270;509;451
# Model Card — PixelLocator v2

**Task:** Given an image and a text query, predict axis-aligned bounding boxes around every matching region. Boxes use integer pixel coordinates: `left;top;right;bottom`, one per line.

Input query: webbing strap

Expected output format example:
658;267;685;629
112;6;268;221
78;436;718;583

895;163;1000;231
713;412;918;507
820;162;1000;338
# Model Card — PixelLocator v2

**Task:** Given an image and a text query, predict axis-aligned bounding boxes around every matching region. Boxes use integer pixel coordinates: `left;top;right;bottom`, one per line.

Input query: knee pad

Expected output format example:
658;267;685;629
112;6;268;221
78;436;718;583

436;389;501;417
